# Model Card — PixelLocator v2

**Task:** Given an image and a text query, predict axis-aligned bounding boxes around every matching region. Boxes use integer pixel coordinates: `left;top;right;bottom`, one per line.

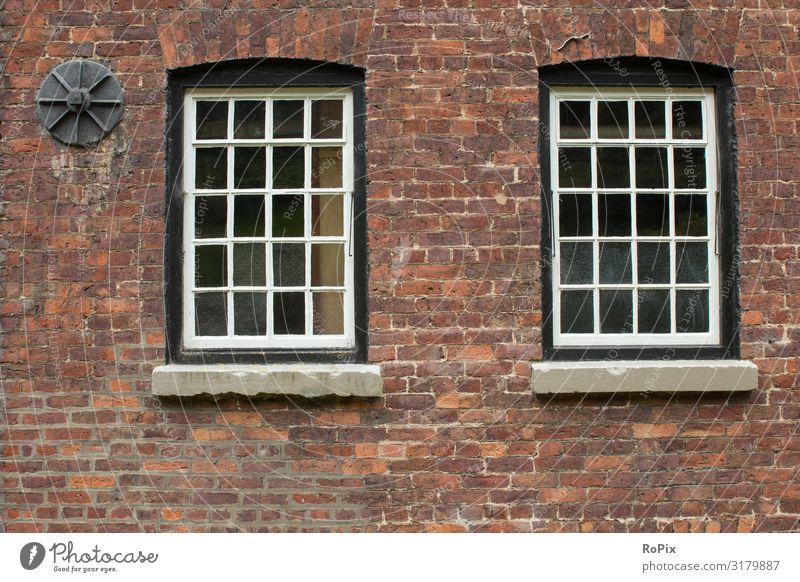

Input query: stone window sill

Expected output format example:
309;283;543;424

531;360;758;395
152;364;382;398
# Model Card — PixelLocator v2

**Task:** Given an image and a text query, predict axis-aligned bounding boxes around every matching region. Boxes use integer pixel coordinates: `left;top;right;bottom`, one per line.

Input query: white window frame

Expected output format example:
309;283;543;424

182;87;355;350
549;86;720;347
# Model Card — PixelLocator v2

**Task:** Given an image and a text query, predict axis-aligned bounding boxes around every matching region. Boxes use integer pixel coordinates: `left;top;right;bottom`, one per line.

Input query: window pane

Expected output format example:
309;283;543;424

233;101;265;139
558;193;592;237
311;147;343;188
674;194;707;236
634;101;665;139
560;242;593;285
637;242;670;284
273;100;304;138
233;195;265;237
635;147;668;189
638;289;671;334
599;242;632;284
598;193;631;236
272;243;306;287
273;147;305;189
312;100;343;139
311;244;345;287
234;147;266;189
313;292;344;335
559;101;590;139
596;147;629;188
676;289;709;333
195;147;227;189
195;196;226;238
274;292;305;334
195;245;227;287
672;101;702;139
272;194;304;237
558;147;591;188
597;101;628;139
674;147;706;189
312;195;344;237
233;243;266;286
636;193;669;236
195;292;227;336
600;290;633;334
676;242;708;284
196;101;227;140
234;292;267;335
561;290;594;333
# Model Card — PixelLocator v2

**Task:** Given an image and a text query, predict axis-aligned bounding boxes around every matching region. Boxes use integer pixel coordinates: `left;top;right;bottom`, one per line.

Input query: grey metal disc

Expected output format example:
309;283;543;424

36;60;124;146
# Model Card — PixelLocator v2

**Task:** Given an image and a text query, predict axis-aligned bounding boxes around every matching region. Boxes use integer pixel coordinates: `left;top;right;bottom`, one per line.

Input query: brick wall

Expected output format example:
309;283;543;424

2;1;799;532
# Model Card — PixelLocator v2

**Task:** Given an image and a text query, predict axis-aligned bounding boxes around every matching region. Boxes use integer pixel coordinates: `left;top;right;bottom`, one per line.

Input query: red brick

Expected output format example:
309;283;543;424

70;475;116;488
1;1;797;535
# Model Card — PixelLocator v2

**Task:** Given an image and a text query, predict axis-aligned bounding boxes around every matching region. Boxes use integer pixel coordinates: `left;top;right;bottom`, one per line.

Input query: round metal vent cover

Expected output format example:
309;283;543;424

36;60;124;146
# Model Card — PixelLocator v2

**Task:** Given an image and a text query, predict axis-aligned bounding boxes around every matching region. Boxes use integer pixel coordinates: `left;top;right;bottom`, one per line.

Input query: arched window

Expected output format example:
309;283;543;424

538;58;739;361
164;59;368;364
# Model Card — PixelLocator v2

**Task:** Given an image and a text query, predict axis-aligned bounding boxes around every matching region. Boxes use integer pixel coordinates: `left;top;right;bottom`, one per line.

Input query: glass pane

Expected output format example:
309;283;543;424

195;245;227;288
635;101;666;139
600;290;633;334
674;147;706;189
597;101;628;139
311;147;343;188
599;242;632;284
676;242;708;283
635;147;668;189
675;194;708;236
312;100;343;139
636;193;669;236
313;292;344;335
233;101;266;139
233;195;265;237
598;193;631;236
273;147;305;189
672;101;702;140
597;147;629;188
195;196;226;238
195;147;227;189
560;290;594;334
558;193;592;237
637;242;670;284
272;194;305;237
234;147;266;189
676;289;709;333
195;293;227;336
311;243;345;287
274;292;305;334
272;243;306;287
638;289;671;334
559;242;593;285
234;292;267;335
273;100;304;139
196;101;227;140
559;101;590;139
558;147;591;188
233;243;266;286
312;195;344;237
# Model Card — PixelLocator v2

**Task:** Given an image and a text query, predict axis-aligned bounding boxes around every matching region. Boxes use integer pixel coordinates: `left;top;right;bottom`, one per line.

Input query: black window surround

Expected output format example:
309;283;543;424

538;57;740;361
165;58;369;365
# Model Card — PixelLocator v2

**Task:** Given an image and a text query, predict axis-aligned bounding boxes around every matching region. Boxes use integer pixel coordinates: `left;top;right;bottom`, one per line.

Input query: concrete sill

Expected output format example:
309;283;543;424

152;364;382;398
531;360;758;395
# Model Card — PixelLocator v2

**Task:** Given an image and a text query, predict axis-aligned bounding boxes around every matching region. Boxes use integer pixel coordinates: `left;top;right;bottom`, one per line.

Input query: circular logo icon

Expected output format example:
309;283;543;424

20;542;46;570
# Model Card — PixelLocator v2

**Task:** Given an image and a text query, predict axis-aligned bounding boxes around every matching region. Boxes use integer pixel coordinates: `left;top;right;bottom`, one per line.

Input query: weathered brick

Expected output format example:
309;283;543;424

1;0;797;535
